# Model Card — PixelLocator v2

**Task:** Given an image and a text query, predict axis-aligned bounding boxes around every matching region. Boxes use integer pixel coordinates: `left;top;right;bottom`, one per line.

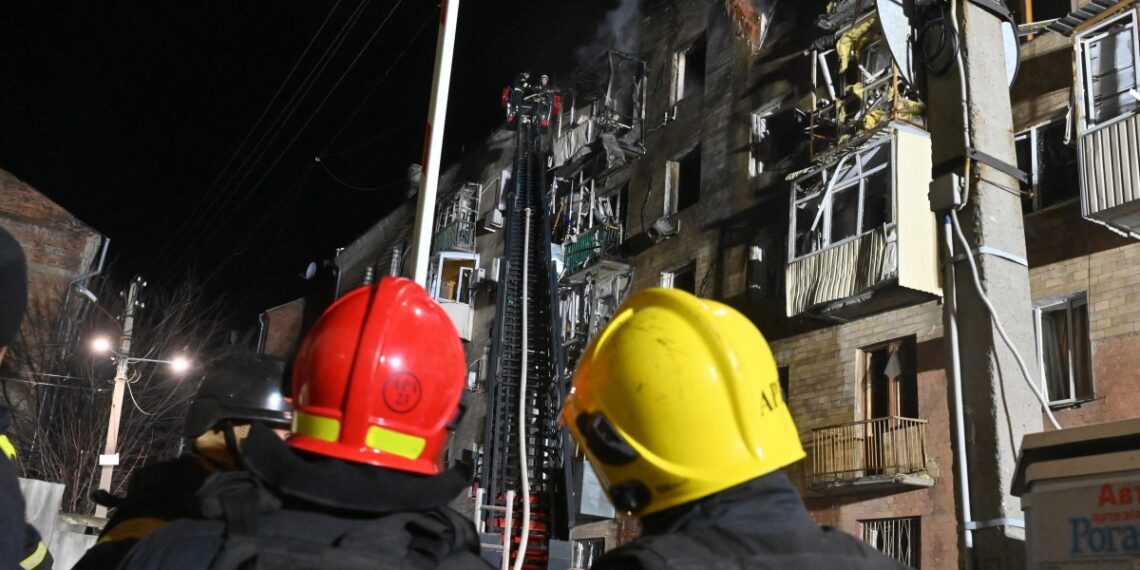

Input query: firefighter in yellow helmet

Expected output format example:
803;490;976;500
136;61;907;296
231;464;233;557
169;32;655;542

565;288;910;569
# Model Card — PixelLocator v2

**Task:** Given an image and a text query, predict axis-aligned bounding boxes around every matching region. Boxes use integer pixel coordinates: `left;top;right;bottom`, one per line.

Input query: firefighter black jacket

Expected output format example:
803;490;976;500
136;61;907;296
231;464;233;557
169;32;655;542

593;471;913;570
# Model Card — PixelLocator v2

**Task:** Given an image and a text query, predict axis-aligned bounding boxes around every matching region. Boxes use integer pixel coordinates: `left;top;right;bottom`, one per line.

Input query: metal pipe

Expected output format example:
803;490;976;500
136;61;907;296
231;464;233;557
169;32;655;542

514;208;533;570
409;0;461;286
943;215;974;552
502;489;515;570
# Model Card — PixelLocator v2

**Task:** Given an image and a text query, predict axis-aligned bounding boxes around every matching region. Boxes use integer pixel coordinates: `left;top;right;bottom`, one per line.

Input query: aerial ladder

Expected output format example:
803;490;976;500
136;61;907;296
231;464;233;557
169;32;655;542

480;91;572;570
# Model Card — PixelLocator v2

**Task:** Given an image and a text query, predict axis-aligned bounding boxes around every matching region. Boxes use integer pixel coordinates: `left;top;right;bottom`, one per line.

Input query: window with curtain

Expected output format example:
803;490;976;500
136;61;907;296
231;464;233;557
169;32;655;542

1036;293;1093;405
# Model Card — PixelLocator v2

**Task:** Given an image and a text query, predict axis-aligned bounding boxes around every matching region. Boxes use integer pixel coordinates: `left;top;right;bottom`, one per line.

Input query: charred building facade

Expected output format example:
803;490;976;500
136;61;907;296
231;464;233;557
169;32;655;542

314;0;1140;567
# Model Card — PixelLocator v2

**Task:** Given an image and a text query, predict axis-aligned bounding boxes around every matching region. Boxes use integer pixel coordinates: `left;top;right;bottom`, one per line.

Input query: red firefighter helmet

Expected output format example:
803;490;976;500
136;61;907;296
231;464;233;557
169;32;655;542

288;277;465;475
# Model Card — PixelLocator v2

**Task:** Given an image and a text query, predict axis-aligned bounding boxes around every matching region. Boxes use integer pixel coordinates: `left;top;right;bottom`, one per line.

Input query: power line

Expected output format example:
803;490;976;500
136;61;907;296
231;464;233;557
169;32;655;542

148;0;347;267
315;158;407;192
317;4;438;157
163;0;377;274
172;0;409;272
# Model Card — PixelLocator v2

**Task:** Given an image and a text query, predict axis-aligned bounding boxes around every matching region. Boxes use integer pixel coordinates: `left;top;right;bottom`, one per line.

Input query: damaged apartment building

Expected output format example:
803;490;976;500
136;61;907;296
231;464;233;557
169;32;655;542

296;0;1140;567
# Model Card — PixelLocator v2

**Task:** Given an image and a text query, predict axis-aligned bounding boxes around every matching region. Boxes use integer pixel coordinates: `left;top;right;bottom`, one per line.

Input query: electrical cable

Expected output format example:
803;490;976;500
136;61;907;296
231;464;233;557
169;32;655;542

317;5;437;157
174;0;408;269
315;159;407;191
149;0;348;267
950;209;1062;430
165;0;376;271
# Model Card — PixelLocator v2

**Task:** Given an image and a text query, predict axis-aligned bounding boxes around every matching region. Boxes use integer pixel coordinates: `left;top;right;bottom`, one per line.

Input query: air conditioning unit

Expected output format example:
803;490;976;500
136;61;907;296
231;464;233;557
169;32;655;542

483;208;504;232
488;257;502;283
470;267;486;287
646;216;681;242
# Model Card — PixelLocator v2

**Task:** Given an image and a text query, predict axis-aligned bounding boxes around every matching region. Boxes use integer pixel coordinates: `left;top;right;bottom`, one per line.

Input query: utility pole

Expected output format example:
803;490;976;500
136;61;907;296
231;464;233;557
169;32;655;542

926;1;1046;568
94;276;141;519
409;0;461;287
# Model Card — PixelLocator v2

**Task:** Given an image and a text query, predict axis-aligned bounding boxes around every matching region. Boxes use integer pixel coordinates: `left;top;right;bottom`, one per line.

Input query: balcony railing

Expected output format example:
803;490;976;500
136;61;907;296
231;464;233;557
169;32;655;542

811;416;929;489
563;225;622;275
432;220;476;254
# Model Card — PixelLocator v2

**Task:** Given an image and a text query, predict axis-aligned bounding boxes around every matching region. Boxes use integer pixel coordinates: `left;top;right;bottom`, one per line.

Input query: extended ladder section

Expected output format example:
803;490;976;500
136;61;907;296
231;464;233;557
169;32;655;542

483;116;572;569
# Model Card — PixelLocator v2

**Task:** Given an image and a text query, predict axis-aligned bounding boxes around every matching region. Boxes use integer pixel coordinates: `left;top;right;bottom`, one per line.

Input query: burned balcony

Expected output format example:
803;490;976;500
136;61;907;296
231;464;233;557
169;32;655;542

432;182;479;254
785;122;940;320
810;416;933;493
1073;7;1140;239
564;225;622;275
553;51;647;171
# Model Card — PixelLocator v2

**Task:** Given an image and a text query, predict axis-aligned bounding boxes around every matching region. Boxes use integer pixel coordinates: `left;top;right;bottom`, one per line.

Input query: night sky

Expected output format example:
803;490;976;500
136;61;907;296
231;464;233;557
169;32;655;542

0;0;617;321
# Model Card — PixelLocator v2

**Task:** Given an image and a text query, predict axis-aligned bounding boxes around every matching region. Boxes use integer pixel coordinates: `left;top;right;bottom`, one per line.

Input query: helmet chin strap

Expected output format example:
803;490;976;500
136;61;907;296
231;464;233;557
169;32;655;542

221;420;240;460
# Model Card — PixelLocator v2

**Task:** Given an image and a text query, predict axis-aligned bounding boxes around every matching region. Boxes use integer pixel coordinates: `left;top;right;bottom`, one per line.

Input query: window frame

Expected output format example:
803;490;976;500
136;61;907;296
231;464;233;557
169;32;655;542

1014;118;1080;214
665;145;701;215
672;34;707;105
1034;292;1094;407
1074;9;1140;135
788;138;895;262
430;252;480;305
659;259;697;293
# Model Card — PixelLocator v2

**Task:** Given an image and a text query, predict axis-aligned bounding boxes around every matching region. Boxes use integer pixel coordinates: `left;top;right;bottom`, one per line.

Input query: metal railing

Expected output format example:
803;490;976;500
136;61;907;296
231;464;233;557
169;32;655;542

432;220;476;254
811;416;928;486
563;225;622;275
862;516;919;568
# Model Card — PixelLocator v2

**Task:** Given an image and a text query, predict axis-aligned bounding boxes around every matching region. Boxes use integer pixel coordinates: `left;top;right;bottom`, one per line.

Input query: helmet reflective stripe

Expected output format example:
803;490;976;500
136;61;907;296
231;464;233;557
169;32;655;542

365;426;426;460
20;541;47;569
293;411;427;460
0;435;16;460
292;411;340;442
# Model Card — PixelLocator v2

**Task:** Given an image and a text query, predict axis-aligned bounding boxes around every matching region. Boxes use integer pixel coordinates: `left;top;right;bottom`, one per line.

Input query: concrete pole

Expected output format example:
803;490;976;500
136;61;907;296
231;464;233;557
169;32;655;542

409;0;461;287
94;277;140;518
926;2;1045;568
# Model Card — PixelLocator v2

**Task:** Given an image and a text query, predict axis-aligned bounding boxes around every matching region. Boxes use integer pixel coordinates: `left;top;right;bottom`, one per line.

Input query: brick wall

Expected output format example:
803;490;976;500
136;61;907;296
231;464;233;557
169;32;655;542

0;169;103;335
260;298;305;361
771;302;959;569
1028;237;1140;429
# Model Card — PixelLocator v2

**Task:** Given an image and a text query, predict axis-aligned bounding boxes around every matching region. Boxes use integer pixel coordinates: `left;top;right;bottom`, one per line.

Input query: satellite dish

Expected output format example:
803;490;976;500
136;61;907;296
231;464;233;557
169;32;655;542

877;0;1019;88
1002;19;1020;86
876;0;918;86
303;261;318;281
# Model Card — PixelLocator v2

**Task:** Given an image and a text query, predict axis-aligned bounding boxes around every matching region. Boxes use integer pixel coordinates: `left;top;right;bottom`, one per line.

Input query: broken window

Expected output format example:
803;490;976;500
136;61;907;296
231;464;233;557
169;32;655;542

673;34;707;103
660;261;697;294
1015;119;1080;214
790;140;892;259
1035;292;1093;406
862;337;918;421
1078;11;1140;130
434;182;480;253
1015;0;1075;24
432;253;478;305
749;107;803;177
862;517;920;569
665;145;701;214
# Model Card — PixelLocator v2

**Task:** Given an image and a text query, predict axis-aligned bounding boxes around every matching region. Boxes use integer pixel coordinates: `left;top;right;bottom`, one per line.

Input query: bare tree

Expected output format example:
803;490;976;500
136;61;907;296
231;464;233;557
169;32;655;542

0;275;231;514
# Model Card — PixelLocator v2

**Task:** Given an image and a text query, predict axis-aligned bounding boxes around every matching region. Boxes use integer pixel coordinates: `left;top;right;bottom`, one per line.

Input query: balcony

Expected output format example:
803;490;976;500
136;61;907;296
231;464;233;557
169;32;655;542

785;122;940;320
563;225;622;275
1074;8;1140;240
432;220;476;254
810;416;933;493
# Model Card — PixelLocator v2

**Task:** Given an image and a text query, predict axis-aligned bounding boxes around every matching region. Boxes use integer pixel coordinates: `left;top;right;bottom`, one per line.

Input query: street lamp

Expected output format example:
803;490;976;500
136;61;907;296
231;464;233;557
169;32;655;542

87;276;196;518
89;337;193;374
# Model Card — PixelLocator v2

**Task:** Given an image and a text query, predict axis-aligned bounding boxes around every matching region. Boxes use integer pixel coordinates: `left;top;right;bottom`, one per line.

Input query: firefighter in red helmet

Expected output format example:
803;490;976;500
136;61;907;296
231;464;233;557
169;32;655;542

119;278;493;569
